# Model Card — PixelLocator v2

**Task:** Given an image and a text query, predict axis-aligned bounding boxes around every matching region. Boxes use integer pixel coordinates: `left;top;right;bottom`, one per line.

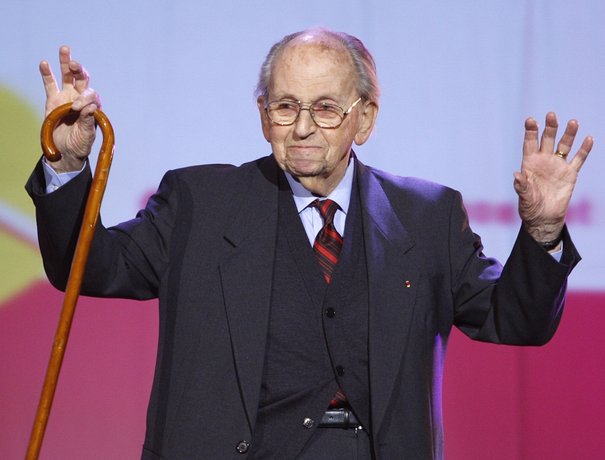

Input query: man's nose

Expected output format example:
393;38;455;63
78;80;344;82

293;108;317;138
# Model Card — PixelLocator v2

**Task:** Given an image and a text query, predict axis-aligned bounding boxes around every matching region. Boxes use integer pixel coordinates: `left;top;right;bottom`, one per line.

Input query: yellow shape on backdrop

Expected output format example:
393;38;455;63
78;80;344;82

0;230;43;301
0;86;45;303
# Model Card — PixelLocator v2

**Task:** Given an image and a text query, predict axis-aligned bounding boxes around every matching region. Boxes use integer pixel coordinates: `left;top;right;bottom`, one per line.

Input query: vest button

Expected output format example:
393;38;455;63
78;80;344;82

336;365;345;376
235;440;250;453
303;417;315;429
325;308;336;318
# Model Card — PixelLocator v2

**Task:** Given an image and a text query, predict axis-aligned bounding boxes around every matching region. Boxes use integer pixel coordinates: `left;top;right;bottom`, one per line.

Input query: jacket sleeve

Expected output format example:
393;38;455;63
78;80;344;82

448;190;581;345
25;159;179;300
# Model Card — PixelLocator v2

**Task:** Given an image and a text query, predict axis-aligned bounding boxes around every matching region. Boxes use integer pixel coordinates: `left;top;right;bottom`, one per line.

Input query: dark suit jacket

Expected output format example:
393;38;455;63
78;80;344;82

27;155;579;459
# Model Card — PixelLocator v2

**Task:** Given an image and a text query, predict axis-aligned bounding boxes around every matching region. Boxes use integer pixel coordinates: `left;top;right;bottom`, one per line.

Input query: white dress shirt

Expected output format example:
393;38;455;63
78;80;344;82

284;159;354;247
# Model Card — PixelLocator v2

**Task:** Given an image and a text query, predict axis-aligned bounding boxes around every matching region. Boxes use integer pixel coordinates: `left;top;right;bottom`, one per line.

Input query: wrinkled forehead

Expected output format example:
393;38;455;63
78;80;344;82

277;34;353;69
270;36;357;99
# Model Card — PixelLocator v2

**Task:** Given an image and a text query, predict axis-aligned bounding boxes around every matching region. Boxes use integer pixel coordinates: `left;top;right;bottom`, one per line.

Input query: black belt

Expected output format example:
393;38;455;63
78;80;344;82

319;408;362;429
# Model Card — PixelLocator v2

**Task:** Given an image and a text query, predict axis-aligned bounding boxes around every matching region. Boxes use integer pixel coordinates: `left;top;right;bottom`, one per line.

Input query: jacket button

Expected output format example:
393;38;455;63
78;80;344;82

336;365;344;376
235;440;250;454
303;417;315;429
325;308;336;318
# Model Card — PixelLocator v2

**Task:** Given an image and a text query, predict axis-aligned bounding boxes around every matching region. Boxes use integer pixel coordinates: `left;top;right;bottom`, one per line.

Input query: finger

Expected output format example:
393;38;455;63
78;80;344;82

539;112;558;153
59;45;75;89
72;87;102;112
78;103;99;128
555;119;579;155
39;60;59;97
523;117;539;157
570;135;594;172
70;60;90;93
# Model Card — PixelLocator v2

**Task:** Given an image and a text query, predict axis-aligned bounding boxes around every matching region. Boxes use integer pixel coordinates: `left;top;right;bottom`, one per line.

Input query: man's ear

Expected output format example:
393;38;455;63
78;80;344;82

354;100;379;146
257;97;272;142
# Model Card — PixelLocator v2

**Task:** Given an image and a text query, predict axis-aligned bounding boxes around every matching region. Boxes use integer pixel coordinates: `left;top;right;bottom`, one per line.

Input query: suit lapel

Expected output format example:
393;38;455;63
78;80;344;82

219;156;280;428
356;161;419;436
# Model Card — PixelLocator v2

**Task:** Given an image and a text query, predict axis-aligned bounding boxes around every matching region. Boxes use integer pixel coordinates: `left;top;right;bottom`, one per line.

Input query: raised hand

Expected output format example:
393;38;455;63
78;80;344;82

514;112;593;245
39;46;101;172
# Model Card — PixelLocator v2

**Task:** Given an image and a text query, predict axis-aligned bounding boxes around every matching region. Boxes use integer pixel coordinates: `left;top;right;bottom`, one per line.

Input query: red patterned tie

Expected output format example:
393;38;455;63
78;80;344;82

311;199;348;408
329;389;348;408
311;199;343;284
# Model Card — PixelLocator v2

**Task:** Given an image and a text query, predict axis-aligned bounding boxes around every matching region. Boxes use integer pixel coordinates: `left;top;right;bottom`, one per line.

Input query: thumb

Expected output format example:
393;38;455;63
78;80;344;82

513;171;527;195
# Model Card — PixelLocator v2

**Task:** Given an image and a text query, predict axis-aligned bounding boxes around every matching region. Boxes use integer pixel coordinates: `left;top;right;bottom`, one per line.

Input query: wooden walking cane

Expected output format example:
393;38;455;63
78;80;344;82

26;102;115;460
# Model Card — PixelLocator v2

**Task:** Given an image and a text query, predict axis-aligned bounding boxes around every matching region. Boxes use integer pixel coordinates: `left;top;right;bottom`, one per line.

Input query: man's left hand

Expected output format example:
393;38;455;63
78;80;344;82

514;112;593;245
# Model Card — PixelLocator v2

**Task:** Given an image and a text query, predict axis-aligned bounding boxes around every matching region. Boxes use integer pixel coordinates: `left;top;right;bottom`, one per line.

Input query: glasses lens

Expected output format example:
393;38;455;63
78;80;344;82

267;101;299;125
311;102;344;128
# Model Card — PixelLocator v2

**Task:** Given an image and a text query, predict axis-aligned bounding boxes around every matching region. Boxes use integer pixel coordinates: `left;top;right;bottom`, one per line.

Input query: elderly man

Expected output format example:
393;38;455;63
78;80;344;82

28;28;591;459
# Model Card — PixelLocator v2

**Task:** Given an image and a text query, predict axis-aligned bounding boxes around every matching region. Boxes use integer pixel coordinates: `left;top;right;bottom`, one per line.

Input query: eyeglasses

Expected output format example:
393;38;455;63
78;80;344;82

265;97;362;129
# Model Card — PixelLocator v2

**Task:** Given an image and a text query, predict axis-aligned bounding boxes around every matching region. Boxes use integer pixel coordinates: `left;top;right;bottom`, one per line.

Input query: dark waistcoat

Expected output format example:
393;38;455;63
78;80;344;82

249;173;370;459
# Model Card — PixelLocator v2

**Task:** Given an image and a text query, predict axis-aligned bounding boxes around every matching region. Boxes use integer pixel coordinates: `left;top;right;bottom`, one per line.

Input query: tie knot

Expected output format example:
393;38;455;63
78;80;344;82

311;199;340;225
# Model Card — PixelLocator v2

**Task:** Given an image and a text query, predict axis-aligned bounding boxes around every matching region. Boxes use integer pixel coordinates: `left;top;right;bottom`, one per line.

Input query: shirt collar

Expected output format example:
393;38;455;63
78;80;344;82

284;157;354;215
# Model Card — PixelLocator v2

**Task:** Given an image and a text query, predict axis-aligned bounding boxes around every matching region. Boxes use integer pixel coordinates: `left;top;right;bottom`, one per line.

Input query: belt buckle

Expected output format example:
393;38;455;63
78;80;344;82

320;408;362;429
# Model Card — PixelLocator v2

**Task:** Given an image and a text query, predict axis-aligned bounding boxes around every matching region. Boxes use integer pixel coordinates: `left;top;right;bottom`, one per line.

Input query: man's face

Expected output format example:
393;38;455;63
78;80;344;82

258;38;376;196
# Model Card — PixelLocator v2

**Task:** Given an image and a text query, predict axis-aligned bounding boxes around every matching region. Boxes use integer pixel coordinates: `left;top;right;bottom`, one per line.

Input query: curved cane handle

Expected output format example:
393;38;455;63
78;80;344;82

40;102;114;162
27;103;115;460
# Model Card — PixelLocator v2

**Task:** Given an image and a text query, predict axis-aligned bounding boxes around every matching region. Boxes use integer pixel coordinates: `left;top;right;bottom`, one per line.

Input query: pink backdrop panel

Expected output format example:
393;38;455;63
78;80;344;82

444;291;605;459
1;286;603;459
0;282;157;460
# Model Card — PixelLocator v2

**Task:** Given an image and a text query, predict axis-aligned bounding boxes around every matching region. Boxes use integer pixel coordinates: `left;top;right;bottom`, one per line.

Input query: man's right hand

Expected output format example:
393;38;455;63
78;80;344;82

39;46;101;172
